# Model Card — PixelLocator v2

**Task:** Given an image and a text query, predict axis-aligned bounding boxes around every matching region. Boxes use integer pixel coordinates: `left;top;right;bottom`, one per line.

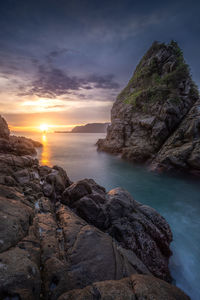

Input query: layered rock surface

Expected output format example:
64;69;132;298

63;180;172;282
0;116;190;299
97;41;200;173
59;275;190;300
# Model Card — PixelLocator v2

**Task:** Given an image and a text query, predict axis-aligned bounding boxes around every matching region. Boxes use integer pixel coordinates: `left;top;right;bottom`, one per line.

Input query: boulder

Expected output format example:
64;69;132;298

64;179;172;282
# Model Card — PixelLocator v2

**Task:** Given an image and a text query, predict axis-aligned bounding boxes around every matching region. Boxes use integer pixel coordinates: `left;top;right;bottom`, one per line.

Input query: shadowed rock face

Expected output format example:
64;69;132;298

0;115;10;139
97;41;200;174
62;180;172;282
58;274;190;300
0;116;190;299
151;98;200;174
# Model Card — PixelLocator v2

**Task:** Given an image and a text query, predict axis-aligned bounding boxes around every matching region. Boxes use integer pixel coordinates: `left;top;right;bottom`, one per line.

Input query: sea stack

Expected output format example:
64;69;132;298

97;41;200;173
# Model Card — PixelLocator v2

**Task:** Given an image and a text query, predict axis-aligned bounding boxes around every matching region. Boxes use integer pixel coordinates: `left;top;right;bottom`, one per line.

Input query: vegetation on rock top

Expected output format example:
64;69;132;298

120;40;199;111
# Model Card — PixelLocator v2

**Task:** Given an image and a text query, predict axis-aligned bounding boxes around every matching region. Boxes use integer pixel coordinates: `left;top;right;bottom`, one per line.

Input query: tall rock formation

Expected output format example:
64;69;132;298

97;41;200;173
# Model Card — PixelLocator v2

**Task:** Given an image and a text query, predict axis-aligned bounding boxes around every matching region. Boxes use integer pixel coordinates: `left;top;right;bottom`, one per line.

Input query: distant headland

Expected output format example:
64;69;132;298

55;122;109;133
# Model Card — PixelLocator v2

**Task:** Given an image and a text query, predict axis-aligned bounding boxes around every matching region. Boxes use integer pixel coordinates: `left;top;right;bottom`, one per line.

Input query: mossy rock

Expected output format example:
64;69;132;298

120;40;199;108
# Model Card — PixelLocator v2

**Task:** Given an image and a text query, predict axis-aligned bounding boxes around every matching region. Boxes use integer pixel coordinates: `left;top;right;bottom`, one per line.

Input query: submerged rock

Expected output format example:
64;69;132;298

97;41;200;174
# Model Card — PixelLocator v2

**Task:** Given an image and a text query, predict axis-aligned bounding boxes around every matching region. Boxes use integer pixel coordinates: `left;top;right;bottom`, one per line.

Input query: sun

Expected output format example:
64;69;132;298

39;124;49;132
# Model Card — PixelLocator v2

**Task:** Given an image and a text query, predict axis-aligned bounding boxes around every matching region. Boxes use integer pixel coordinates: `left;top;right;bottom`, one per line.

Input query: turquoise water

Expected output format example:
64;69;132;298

15;131;200;300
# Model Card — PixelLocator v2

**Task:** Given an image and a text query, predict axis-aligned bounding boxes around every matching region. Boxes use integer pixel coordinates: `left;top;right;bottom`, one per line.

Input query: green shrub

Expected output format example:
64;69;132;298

162;63;189;88
124;90;143;105
119;41;197;108
168;96;181;105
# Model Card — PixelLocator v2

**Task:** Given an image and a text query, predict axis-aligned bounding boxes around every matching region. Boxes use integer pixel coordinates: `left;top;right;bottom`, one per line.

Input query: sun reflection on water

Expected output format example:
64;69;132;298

40;134;51;165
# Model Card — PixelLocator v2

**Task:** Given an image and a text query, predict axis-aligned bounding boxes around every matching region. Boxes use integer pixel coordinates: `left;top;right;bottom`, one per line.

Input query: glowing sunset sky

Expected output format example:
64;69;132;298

0;0;200;131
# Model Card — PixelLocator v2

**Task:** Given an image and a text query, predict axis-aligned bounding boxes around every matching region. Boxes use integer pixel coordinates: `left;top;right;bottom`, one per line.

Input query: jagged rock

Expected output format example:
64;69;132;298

14;169;31;185
0;183;151;299
0;153;38;172
97;41;199;173
0;116;42;155
56;205;150;291
46;166;71;194
63;179;92;202
0;115;10;139
152;99;200;173
63;181;172;282
0;115;190;299
9;135;42;156
58;274;190;300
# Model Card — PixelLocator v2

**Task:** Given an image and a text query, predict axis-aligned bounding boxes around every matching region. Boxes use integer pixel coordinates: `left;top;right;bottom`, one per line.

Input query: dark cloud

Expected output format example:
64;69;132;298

0;0;200;117
86;74;119;89
46;48;70;63
19;64;120;98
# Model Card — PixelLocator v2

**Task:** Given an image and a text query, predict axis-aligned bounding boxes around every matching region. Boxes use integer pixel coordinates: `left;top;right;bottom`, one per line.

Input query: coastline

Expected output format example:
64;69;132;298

0;116;191;299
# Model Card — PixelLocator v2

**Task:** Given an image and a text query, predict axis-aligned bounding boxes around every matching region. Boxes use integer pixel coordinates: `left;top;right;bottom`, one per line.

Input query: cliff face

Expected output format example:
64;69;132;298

97;41;200;173
0;116;190;299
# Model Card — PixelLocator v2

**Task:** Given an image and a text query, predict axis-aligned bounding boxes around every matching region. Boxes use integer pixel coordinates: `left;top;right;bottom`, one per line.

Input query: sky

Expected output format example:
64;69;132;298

0;0;200;131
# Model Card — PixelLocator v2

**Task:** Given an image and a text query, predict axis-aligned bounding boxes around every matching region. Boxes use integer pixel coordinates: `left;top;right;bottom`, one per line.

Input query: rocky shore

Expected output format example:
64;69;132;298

0;116;42;156
97;41;200;175
0;115;190;299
